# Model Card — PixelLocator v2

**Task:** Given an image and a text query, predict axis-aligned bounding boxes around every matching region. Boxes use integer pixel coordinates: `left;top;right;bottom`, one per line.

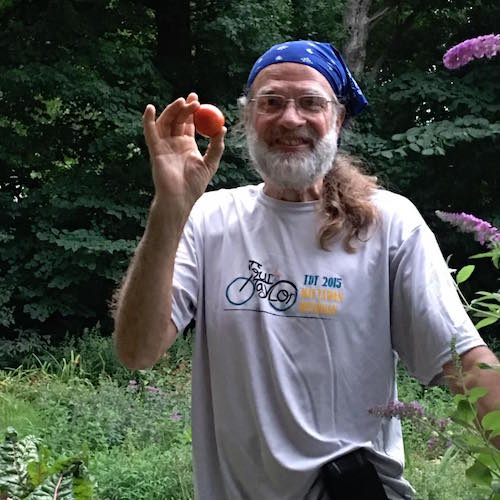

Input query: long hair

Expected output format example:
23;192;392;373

319;152;379;253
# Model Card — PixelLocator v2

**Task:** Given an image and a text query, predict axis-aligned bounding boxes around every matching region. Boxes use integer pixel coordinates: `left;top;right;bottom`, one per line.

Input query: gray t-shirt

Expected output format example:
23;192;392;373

171;185;484;500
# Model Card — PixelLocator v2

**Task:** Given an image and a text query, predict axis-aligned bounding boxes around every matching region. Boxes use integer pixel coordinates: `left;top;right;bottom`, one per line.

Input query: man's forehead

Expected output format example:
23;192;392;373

250;62;333;96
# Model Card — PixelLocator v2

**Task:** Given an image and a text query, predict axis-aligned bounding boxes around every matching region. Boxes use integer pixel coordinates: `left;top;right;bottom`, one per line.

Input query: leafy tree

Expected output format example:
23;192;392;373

0;0;166;337
0;0;498;340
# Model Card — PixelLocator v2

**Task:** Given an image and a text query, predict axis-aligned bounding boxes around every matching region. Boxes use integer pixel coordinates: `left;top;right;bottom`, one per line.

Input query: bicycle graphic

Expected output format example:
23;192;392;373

225;275;298;311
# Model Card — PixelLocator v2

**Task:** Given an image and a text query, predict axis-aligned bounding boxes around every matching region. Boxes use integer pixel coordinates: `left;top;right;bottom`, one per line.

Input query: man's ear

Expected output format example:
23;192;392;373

335;106;346;134
243;101;253;127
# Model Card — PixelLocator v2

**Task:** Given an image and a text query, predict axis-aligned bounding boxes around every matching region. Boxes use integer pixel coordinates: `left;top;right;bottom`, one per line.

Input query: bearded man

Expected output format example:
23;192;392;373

113;41;499;500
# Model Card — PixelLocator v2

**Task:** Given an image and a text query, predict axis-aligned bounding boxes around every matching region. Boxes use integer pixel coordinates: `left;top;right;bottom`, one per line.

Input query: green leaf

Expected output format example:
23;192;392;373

465;459;492;488
381;151;393;159
482;411;500;433
438;444;458;471
466;386;488;403
456;265;475;284
476;363;500;375
470;251;496;259
408;142;420;152
475;316;498;330
421;148;435;155
26;472;74;499
451;399;476;425
476;451;500;470
0;428;40;498
26;461;91;499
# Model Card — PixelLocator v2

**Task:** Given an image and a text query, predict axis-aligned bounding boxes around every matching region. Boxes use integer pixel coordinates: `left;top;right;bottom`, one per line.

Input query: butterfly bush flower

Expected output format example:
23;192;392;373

369;401;451;448
368;400;425;420
435;210;500;247
443;34;500;69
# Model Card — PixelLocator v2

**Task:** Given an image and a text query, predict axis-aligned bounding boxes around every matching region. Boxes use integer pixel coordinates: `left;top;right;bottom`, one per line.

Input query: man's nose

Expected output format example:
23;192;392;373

277;100;306;128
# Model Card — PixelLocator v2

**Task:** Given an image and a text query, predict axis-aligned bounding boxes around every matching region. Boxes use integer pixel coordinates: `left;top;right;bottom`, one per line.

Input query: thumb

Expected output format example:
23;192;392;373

203;127;226;173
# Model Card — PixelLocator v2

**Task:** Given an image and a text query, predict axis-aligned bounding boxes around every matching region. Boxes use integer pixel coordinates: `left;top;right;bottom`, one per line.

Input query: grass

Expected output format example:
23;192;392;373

0;328;496;499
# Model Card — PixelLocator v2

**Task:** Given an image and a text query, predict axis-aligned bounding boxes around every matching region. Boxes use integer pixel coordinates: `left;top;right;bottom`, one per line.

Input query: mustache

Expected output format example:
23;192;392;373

267;126;319;143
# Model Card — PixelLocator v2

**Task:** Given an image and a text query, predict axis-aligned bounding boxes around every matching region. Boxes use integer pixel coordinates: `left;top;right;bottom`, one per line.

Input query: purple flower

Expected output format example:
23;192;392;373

427;435;452;452
427;436;437;450
368;400;425;420
435;210;500;248
438;418;451;430
443;34;500;69
170;412;182;421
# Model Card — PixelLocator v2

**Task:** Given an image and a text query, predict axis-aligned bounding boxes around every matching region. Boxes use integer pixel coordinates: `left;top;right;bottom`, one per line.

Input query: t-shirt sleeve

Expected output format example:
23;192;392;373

171;214;200;335
390;223;485;385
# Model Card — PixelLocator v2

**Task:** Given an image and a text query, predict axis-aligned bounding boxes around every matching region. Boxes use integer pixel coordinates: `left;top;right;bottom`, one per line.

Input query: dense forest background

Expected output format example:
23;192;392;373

1;0;499;345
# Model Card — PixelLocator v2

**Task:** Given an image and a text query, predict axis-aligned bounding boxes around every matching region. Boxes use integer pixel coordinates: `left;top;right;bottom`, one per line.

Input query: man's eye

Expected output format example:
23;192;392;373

265;96;283;108
300;96;324;111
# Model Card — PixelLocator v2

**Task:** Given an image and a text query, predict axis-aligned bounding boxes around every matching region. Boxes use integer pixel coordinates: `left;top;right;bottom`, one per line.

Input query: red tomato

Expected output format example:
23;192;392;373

194;104;225;138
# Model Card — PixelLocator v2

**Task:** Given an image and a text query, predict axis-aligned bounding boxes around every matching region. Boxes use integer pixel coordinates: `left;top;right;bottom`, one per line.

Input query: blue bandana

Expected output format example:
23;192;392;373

246;41;368;118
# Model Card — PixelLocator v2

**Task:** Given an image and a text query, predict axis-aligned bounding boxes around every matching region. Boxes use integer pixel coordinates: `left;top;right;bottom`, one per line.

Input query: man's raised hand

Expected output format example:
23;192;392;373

142;92;226;211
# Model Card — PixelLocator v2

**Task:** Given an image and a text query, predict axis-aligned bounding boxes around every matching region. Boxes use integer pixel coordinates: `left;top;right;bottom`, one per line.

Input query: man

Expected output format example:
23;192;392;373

113;41;499;499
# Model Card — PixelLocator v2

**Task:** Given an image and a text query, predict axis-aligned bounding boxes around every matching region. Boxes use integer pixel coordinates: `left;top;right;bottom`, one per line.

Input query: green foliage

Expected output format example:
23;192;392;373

397;366;456;456
347;61;500;239
453;245;500;331
0;331;194;499
379;115;500;159
90;444;193;500
0;0;164;337
0;0;498;340
0;325;131;385
0;427;94;500
0;428;39;498
404;453;486;500
192;0;294;95
289;0;347;43
1;333;496;500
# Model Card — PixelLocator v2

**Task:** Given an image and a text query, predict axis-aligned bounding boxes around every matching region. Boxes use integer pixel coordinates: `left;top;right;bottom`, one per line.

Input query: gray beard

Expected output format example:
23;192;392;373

246;126;339;190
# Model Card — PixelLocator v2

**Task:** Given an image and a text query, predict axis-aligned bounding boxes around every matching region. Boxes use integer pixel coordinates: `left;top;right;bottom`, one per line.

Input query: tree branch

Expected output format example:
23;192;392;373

368;6;391;25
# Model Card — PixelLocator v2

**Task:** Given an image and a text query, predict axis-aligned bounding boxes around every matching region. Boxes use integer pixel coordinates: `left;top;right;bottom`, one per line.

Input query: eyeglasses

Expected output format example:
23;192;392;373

249;94;335;117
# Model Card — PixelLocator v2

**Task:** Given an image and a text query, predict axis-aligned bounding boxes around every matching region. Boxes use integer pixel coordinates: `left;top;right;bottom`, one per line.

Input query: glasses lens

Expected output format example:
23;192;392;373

256;95;285;114
253;95;330;115
298;95;328;113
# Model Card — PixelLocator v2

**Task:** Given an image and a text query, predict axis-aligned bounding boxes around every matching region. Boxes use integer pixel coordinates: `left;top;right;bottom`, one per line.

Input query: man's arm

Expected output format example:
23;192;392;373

443;345;500;446
113;93;225;370
112;199;184;370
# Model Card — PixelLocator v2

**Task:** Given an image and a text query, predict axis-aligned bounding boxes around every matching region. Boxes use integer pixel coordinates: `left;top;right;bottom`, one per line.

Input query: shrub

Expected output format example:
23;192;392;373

90;443;193;500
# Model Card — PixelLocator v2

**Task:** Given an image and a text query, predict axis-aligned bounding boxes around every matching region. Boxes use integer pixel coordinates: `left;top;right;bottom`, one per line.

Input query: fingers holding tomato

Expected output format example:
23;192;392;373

157;97;200;138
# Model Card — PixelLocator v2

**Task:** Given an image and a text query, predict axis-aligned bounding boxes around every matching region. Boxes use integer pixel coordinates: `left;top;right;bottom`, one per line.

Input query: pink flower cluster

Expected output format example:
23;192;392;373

443;34;500;69
435;210;500;247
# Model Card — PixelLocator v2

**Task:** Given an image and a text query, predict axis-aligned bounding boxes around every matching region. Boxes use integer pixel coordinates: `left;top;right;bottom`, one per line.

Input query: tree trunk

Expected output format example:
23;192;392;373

151;0;192;96
342;0;372;77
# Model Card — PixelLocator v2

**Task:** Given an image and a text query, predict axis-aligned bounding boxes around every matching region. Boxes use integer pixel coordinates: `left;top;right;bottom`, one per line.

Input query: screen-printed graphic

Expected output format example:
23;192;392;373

226;259;298;311
225;259;344;319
